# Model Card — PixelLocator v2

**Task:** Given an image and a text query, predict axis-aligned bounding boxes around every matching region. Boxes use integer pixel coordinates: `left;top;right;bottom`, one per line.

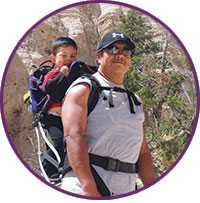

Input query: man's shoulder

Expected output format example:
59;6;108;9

67;78;91;97
69;76;93;92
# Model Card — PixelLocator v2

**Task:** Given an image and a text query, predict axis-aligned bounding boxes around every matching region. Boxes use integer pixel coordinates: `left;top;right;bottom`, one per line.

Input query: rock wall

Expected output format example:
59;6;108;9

3;3;132;171
16;3;131;74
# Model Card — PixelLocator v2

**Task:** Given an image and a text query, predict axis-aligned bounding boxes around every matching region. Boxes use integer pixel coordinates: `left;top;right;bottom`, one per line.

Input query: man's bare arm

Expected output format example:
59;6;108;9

137;131;155;186
61;83;101;197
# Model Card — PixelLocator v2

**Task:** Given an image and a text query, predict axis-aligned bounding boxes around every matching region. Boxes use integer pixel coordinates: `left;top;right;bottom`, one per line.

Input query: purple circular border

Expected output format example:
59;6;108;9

0;0;199;200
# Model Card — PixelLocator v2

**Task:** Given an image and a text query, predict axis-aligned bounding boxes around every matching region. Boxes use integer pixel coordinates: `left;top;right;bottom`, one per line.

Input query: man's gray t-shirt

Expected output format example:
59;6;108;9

61;72;144;196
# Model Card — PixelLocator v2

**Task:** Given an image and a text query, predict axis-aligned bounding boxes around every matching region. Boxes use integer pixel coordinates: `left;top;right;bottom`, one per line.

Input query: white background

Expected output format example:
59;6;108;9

0;0;199;202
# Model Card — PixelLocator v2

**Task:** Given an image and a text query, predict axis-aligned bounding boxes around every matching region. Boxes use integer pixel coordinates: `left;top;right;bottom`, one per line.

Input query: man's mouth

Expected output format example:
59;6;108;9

112;60;125;65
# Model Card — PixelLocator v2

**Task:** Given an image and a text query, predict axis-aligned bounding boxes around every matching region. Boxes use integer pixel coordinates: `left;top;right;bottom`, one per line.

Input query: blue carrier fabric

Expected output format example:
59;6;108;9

29;60;98;115
29;62;53;114
67;61;98;87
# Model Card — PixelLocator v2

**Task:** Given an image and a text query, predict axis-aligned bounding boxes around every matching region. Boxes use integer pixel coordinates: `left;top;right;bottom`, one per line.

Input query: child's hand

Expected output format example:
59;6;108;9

60;65;69;77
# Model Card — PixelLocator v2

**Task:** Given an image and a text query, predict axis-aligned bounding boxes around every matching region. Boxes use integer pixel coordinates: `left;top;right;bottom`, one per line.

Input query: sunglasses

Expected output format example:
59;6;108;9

106;45;133;56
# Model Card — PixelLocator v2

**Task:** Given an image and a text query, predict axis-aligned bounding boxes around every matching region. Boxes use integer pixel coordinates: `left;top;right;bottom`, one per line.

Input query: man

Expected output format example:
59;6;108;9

61;31;155;197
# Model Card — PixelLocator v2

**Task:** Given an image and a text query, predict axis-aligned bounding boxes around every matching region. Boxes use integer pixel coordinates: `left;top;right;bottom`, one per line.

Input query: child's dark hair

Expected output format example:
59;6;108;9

52;37;78;55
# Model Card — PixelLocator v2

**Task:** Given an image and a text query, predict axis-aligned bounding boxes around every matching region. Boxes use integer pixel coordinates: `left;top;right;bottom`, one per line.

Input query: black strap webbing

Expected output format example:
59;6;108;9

89;154;138;174
90;165;111;196
82;75;141;115
99;86;141;114
61;155;111;196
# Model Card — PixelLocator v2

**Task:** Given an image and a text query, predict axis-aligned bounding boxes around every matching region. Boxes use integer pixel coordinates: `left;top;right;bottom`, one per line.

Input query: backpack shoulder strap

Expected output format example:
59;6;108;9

82;74;142;115
84;74;102;115
124;87;141;114
76;74;102;115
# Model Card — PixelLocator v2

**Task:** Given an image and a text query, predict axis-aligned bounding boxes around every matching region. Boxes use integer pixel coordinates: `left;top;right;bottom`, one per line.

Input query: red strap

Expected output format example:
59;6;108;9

39;60;54;68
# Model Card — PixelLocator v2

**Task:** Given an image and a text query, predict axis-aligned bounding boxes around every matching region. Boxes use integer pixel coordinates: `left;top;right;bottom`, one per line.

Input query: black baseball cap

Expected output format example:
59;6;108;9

97;31;135;52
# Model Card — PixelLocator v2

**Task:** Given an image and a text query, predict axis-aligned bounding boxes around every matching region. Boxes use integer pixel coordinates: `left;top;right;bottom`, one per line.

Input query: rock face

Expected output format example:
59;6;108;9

16;3;131;73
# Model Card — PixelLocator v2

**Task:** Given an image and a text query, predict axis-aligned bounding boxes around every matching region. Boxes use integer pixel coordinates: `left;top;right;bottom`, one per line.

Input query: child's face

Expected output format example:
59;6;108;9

50;46;77;70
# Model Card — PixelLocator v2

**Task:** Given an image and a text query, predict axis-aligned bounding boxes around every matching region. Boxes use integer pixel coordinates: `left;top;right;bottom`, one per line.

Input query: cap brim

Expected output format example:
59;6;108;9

98;38;135;52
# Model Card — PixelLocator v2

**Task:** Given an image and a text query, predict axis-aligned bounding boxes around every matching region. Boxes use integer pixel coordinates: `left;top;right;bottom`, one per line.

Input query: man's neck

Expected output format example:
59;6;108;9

98;70;124;85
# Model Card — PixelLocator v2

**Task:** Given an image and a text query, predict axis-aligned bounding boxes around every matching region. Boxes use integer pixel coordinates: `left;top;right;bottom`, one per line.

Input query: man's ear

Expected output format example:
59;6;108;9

95;52;101;64
50;54;56;64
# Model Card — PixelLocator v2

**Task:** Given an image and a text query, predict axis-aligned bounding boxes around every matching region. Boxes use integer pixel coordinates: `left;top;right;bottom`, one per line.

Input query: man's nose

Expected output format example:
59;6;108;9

115;51;125;58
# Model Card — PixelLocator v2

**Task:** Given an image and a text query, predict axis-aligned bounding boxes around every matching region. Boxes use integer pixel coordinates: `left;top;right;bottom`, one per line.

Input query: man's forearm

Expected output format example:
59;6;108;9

138;151;155;186
66;134;99;195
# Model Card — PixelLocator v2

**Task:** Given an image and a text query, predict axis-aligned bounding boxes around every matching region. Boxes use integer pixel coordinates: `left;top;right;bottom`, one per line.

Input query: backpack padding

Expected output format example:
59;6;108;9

29;65;53;113
87;75;101;115
67;61;98;87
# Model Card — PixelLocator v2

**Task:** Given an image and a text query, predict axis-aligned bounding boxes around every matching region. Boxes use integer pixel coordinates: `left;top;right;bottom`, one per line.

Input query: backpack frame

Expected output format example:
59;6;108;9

24;60;99;183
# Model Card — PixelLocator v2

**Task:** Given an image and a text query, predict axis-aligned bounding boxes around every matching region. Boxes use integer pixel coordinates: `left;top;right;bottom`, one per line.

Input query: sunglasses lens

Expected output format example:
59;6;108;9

107;46;132;56
123;49;132;56
107;46;119;54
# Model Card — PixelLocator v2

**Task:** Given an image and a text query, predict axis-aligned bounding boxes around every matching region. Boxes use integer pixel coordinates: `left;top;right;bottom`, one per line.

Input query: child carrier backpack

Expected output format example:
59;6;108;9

23;60;98;183
23;60;141;189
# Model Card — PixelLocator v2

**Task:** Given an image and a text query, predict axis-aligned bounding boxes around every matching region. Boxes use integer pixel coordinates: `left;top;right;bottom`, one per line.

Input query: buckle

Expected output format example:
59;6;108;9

103;157;120;172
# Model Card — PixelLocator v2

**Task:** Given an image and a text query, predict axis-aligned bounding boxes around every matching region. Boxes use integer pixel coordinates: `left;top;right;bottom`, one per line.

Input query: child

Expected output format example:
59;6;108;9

42;37;78;179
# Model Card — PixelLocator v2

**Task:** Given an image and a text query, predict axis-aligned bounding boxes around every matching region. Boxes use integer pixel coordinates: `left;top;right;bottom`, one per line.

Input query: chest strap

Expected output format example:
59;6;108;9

89;154;138;174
